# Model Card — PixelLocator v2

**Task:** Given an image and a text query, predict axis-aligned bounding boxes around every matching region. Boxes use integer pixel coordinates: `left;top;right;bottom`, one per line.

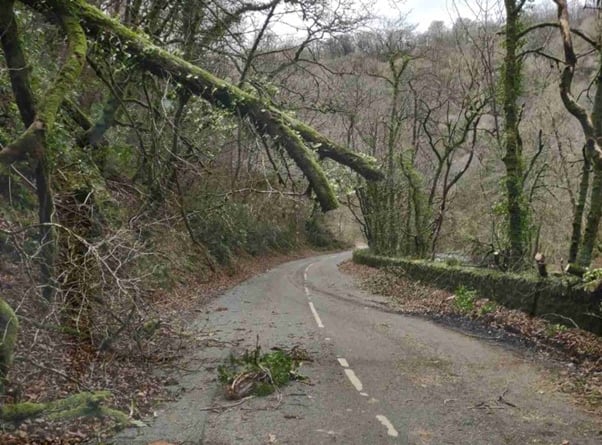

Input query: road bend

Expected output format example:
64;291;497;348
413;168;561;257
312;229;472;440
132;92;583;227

115;252;601;445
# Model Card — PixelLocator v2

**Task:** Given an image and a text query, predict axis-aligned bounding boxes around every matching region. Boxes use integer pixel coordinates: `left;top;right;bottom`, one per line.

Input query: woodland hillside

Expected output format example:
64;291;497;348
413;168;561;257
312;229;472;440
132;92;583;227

0;0;602;442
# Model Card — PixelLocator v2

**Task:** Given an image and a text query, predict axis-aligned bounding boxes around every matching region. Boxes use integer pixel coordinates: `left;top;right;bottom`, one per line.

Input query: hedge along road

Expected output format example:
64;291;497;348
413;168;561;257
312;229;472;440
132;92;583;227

114;252;601;445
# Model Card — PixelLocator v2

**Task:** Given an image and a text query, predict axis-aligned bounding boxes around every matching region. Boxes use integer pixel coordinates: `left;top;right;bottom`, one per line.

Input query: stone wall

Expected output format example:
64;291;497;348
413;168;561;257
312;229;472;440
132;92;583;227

353;249;602;335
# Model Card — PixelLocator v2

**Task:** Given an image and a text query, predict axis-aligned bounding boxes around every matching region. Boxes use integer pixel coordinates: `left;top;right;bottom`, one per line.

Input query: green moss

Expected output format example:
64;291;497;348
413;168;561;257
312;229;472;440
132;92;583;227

0;297;18;393
39;14;87;130
0;391;128;424
1;402;46;422
253;382;275;397
478;301;497;316
353;249;602;334
545;323;569;337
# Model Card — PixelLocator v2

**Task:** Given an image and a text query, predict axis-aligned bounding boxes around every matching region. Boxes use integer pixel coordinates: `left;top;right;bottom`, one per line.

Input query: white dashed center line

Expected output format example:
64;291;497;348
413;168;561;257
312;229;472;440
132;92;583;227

337;358;349;368
344;369;364;392
304;262;399;440
336;357;367;395
376;415;399;437
304;263;313;278
308;301;324;328
305;263;324;328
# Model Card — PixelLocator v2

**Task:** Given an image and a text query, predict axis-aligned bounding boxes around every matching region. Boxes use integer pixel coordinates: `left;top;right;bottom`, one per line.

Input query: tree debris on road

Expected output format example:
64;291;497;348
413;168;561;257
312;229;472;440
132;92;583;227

218;343;308;400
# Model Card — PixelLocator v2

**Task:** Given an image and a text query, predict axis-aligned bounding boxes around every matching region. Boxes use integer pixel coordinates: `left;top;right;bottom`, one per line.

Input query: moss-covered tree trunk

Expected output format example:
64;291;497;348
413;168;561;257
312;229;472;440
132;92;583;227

0;0;57;299
569;151;591;263
579;168;602;266
502;0;528;270
0;297;18;394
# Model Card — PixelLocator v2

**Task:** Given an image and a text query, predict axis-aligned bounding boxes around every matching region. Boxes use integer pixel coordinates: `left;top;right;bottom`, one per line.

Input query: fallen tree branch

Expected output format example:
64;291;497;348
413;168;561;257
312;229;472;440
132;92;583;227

539;313;580;329
0;391;128;424
18;0;384;211
198;396;255;412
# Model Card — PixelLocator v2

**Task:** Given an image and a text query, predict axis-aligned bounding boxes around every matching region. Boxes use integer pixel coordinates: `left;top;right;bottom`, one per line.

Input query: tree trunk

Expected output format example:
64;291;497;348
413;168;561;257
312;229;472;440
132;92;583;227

553;0;602;268
35;160;56;300
578;168;602;267
534;252;548;278
579;52;602;266
569;151;591;263
0;1;36;126
0;0;77;299
502;0;527;270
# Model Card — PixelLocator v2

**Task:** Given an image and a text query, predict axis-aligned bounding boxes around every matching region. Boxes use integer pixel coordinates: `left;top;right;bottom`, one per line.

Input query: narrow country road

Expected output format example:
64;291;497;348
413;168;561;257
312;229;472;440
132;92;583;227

115;252;601;445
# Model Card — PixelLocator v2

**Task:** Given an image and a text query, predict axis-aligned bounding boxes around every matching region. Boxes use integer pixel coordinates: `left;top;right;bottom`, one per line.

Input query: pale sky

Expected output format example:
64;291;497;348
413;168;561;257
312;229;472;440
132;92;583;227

404;0;465;29
270;0;550;39
400;0;554;31
384;0;488;31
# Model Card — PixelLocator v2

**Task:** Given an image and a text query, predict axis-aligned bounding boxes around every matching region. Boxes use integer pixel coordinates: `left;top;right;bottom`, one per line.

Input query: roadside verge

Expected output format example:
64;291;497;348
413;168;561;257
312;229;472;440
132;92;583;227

342;252;602;412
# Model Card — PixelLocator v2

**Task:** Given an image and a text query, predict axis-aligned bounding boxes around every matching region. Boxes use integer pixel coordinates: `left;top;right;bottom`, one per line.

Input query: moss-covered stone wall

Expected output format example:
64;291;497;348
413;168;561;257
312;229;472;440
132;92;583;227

353;249;602;335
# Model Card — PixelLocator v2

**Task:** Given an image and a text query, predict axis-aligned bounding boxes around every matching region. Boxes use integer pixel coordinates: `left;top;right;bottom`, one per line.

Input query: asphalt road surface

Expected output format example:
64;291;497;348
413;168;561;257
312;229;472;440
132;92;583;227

115;252;601;445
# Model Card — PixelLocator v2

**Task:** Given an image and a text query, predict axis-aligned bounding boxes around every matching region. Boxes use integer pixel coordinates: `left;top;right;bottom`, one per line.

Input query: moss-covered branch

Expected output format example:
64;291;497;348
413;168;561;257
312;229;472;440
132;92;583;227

62;96;117;149
62;98;94;130
0;391;129;424
41;15;87;129
287;117;383;181
19;0;383;210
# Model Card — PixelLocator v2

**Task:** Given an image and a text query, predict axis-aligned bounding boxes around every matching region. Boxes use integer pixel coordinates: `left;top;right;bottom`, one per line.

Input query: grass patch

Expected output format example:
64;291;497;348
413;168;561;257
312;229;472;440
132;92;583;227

454;286;477;313
478;300;497;316
545;323;569;337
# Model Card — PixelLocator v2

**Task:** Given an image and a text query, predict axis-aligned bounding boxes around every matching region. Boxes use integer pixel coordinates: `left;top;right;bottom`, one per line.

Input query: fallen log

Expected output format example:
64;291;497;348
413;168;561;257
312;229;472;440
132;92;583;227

0;391;129;424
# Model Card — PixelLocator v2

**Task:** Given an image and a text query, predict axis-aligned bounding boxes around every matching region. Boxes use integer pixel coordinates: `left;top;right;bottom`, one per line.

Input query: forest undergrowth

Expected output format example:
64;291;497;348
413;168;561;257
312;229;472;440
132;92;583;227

0;168;339;444
0;237;323;444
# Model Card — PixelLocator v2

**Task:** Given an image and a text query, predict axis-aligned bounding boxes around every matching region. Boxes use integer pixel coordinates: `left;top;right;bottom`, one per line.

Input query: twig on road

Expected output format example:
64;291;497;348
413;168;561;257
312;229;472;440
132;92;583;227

198;396;255;412
497;388;518;408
